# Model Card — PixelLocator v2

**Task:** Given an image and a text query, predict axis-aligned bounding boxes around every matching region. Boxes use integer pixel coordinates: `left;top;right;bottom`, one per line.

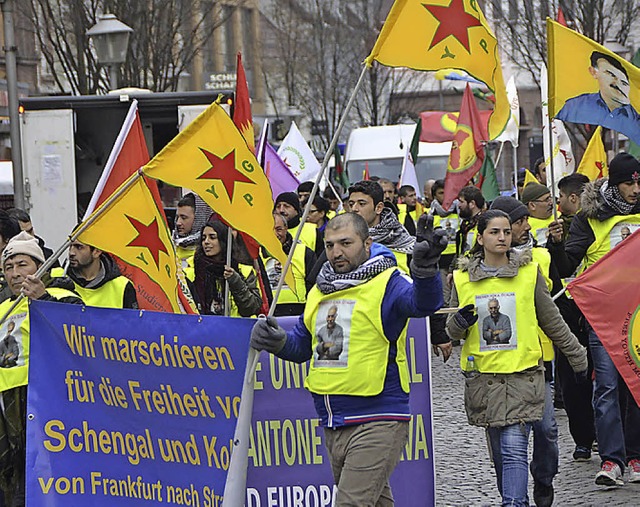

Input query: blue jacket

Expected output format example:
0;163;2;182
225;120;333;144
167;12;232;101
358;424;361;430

276;243;443;427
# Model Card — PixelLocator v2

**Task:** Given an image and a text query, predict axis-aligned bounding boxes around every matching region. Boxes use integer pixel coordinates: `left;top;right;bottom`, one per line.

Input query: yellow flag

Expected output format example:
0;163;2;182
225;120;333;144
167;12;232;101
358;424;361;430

524;169;538;188
365;0;508;140
577;126;608;181
547;19;640;145
142;103;294;290
78;174;184;313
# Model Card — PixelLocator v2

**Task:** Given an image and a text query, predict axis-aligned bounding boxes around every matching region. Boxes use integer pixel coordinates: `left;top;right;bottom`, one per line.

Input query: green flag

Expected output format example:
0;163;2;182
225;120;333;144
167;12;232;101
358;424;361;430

478;146;500;201
332;143;349;191
410;119;421;165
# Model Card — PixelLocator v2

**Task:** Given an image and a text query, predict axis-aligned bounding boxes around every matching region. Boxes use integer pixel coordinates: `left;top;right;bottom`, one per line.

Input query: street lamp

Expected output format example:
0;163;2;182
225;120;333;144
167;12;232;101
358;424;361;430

87;13;133;90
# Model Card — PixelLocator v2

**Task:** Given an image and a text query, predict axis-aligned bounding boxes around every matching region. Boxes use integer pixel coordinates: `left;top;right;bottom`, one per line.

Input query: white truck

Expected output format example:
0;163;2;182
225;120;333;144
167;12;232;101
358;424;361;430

18;90;230;252
344;124;451;189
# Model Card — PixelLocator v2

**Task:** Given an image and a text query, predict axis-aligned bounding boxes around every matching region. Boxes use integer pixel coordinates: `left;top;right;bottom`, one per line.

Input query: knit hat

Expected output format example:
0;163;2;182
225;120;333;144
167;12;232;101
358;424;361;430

490;196;529;223
521;183;550;205
608;153;640;186
274;192;302;216
2;231;45;268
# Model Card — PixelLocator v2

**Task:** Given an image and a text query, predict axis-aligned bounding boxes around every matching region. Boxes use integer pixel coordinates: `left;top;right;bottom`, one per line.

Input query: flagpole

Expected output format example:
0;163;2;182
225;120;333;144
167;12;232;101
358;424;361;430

546;120;559;221
512;144;518;198
224;226;233;317
222;64;369;507
0;170;144;327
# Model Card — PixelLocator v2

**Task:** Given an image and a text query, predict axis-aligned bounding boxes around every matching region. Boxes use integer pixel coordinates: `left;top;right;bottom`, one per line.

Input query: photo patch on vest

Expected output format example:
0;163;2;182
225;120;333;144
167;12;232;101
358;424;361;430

313;300;354;367
476;293;517;351
443;217;458;245
610;222;640;248
0;313;26;368
534;227;549;245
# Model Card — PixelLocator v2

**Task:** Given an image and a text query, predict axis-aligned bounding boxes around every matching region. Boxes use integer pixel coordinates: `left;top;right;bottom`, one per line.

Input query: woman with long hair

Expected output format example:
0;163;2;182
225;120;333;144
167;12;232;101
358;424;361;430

193;219;262;317
446;209;587;506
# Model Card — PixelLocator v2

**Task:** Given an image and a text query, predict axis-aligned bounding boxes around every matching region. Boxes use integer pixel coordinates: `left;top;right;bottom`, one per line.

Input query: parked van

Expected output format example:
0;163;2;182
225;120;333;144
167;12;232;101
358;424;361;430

344;124;451;189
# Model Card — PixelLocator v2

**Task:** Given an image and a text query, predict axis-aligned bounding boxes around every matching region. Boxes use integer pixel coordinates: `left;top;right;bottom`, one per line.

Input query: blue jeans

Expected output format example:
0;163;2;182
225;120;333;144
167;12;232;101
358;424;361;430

488;423;532;507
589;328;640;471
530;380;558;486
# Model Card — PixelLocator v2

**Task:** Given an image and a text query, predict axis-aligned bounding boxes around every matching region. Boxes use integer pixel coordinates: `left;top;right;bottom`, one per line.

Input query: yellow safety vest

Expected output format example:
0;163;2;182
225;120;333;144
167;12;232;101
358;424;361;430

397;203;424;228
290;222;317;253
71;276;131;309
454;262;542;374
585;214;640;268
532;247;554;361
176;246;196;281
433;214;460;255
303;267;410;396
262;244;307;305
391;251;410;274
529;216;553;246
231;264;261;318
0;287;79;392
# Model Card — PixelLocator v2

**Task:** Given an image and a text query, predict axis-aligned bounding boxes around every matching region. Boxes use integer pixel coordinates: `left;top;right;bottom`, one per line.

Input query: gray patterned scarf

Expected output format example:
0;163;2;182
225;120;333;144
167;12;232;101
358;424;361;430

316;252;396;294
172;196;213;248
369;207;416;254
600;180;640;215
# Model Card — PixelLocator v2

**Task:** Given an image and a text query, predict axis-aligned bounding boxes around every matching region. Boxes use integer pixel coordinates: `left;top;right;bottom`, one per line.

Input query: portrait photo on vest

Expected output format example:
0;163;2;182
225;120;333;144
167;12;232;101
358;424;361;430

0;316;24;368
477;293;517;351
313;300;353;366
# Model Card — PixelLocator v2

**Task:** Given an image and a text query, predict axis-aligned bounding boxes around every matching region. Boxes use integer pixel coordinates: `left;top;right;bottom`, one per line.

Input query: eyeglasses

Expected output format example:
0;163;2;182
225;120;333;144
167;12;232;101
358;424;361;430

531;197;553;204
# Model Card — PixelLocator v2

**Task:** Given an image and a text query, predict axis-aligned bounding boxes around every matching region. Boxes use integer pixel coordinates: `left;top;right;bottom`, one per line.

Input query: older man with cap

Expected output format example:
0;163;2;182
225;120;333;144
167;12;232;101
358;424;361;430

0;232;82;505
275;191;322;256
521;182;554;245
547;152;640;487
491;196;558;507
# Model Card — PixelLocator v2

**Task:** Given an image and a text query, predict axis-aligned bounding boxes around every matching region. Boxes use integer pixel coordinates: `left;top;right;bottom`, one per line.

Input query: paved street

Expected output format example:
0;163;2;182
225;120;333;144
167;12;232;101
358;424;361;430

432;345;639;506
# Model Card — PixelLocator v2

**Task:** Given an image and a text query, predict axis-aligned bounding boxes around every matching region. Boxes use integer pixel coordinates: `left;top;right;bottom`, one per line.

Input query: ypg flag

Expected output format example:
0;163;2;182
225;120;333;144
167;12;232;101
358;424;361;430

366;0;509;140
577;126;608;181
548;19;640;145
442;84;486;210
143;102;294;290
233;52;255;152
568;229;640;405
78;174;185;313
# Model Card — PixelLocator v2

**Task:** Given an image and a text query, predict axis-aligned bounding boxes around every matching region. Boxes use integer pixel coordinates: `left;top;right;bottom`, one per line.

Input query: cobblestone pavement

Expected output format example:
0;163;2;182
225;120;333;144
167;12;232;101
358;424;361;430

432;346;639;506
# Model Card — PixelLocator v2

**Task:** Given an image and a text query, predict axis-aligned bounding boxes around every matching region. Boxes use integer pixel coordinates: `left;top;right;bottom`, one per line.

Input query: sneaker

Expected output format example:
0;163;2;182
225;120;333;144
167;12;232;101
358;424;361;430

628;459;640;483
595;461;624;487
533;481;554;507
573;446;592;462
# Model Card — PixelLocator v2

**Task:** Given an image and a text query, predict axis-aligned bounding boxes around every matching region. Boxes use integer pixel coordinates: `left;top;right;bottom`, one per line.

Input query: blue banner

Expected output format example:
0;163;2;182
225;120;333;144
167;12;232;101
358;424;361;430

27;301;251;506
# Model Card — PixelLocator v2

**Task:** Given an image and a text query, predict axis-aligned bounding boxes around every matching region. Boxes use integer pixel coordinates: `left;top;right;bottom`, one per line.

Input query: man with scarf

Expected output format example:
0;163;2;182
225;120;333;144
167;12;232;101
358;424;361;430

250;212;447;506
347;180;415;274
172;193;212;281
547;152;640;487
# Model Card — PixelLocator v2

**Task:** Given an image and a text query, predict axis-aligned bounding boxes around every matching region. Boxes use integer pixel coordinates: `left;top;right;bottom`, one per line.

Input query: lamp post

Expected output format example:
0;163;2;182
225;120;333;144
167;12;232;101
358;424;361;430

87;13;133;90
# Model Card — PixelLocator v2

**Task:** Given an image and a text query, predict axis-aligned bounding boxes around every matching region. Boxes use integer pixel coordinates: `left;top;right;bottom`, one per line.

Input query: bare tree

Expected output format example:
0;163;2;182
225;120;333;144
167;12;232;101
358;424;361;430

22;0;244;94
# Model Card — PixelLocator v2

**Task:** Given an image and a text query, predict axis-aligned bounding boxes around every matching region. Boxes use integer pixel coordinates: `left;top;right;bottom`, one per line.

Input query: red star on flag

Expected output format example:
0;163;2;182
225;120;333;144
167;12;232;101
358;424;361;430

126;215;168;269
198;148;254;200
423;0;483;53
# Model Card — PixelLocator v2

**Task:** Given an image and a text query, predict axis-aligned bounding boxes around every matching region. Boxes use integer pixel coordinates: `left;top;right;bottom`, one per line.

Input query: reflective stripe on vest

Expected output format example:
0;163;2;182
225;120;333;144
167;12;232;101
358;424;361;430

303;267;410;396
585;214;640;268
454;262;541;374
72;276;131;309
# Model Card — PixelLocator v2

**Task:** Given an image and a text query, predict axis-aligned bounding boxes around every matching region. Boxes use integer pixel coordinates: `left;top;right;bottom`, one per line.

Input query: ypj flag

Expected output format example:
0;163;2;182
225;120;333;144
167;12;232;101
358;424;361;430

495;76;520;147
82;100;196;314
366;0;509;140
577;126;608;181
442;83;486;210
277;121;321;183
547;18;640;145
233;52;255;152
568;229;640;405
142;102;295;290
78;173;185;313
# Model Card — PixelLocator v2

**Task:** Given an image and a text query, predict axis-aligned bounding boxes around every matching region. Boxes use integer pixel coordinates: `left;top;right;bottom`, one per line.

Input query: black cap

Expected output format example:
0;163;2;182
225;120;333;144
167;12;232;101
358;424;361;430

608;153;640;186
490;196;529;223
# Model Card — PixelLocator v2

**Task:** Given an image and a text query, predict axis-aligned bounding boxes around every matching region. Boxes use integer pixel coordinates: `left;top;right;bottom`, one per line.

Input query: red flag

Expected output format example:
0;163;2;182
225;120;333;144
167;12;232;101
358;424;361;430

568;229;640;405
233;52;255;153
557;7;567;27
84;100;197;314
363;162;370;181
419;110;492;143
442;84;487;210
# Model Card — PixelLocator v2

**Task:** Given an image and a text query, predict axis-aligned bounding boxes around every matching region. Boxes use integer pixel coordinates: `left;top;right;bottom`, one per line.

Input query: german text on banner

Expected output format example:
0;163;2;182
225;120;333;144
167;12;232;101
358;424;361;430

568;230;640;405
247;317;435;506
78;174;186;313
26;302;252;506
548;18;640;144
366;0;508;140
142;102;294;290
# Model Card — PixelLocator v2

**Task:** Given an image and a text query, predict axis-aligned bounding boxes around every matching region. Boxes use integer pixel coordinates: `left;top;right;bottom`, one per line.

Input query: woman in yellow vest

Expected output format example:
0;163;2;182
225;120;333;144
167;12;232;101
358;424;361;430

193;220;262;317
446;210;587;507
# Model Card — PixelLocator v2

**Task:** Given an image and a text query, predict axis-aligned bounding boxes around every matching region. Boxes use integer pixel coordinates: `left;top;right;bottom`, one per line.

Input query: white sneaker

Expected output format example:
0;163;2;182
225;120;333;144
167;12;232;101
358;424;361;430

628;459;640;483
595;461;624;487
